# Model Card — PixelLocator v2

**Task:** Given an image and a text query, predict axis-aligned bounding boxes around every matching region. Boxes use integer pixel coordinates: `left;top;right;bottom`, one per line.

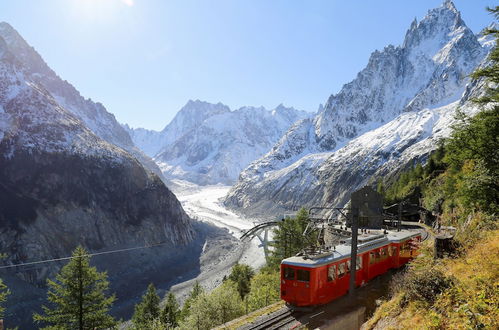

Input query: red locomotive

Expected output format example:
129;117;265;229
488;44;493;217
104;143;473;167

280;229;421;306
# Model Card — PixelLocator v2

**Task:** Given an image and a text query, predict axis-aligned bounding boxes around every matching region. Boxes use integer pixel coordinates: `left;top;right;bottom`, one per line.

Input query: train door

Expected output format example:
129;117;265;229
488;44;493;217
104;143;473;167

367;250;376;280
388;244;398;268
380;246;389;273
355;255;364;286
295;268;311;305
336;260;349;296
362;253;370;282
326;263;337;302
317;266;328;304
281;266;296;302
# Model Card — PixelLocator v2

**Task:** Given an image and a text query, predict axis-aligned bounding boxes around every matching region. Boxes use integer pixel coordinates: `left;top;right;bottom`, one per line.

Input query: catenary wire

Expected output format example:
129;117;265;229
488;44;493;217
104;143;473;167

0;241;169;270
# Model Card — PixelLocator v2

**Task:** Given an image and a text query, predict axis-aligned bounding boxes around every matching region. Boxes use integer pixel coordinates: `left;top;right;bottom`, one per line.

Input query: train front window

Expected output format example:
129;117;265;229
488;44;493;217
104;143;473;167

297;269;310;282
283;267;295;280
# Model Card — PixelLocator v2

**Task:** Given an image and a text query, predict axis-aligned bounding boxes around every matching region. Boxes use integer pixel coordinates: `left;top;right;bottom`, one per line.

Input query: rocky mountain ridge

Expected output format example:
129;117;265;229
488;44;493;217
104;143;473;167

125;100;310;184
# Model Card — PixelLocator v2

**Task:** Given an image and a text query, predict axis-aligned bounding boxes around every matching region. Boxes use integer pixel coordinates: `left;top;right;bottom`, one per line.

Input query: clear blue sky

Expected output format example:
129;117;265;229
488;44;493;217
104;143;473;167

0;0;495;130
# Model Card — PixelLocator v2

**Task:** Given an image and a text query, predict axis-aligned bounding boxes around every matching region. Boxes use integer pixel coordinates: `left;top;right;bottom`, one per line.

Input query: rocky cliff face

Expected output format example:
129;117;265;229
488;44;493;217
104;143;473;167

224;0;490;216
126;100;310;185
0;23;193;285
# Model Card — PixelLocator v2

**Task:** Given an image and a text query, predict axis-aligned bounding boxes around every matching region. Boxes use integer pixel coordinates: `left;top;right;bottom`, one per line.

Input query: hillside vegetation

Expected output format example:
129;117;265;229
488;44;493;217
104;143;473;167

365;8;499;329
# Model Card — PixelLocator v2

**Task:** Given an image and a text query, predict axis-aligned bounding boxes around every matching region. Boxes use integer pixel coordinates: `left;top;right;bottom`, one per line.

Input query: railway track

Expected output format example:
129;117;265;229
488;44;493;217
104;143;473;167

246;308;303;330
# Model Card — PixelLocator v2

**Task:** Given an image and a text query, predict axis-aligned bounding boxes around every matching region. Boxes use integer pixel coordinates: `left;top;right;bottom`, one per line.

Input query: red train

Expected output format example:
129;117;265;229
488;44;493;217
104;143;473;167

280;229;421;306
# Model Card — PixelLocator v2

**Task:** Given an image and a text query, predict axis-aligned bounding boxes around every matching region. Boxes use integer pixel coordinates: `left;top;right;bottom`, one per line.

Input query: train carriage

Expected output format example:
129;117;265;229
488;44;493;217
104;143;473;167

280;229;421;307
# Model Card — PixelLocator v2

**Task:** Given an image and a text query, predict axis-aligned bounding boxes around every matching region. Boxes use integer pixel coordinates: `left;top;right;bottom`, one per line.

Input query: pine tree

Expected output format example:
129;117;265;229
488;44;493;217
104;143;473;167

160;291;180;329
376;178;385;196
0;278;9;319
132;283;160;328
179;281;203;321
0;253;10;322
33;245;116;330
268;207;313;268
228;263;255;299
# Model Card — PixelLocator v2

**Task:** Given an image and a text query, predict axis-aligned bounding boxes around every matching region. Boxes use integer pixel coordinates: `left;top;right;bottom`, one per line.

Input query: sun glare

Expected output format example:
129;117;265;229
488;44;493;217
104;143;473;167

71;0;134;22
121;0;134;6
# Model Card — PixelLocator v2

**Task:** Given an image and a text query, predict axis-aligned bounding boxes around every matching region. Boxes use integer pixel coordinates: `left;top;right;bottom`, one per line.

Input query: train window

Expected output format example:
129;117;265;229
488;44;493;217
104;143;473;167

328;265;336;282
284;267;295;280
346;260;351;272
369;252;375;264
381;247;388;260
388;246;393;256
375;250;381;261
356;256;362;270
297;269;310;282
338;263;346;278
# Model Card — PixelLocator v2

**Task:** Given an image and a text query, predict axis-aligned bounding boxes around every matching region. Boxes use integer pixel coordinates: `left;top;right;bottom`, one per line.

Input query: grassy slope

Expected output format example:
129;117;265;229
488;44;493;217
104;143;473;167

363;221;498;329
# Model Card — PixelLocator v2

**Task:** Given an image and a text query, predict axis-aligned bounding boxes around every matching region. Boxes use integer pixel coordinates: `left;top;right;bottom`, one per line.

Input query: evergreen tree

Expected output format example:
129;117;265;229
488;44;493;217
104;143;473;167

376;178;385;196
160;291;180;329
0;278;9;319
33;246;116;330
268;207;313;269
132;283;160;328
228;263;255;299
179;281;203;321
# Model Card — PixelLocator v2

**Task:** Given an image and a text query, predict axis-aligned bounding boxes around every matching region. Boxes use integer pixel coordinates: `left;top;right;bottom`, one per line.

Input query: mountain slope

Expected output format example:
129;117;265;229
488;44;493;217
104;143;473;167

224;0;489;215
0;24;199;328
0;22;164;179
126;100;310;185
0;21;194;274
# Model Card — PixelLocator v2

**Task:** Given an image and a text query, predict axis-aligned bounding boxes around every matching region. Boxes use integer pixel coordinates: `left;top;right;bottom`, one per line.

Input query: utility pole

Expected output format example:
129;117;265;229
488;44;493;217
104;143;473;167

398;202;403;231
349;206;359;296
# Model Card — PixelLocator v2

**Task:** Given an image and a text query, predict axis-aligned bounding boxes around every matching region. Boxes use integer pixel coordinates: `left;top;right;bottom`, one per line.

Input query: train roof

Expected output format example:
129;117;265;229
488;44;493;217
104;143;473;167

281;229;420;268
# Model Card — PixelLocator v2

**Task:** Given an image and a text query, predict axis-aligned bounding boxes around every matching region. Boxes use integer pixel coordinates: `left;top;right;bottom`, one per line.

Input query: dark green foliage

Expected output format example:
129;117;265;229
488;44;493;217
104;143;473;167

393;268;454;305
0;278;9;319
33;246;116;330
160;291;180;329
228;263;255;299
376;178;385;196
267;207;314;269
132;283;160;328
179;281;203;321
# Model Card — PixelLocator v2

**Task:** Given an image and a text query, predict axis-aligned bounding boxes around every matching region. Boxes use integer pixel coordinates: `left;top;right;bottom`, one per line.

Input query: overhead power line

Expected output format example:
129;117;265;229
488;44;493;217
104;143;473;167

0;241;169;270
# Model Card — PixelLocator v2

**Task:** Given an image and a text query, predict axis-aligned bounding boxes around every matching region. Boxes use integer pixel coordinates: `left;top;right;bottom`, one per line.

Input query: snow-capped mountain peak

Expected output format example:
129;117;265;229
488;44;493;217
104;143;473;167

224;0;490;216
125;102;311;185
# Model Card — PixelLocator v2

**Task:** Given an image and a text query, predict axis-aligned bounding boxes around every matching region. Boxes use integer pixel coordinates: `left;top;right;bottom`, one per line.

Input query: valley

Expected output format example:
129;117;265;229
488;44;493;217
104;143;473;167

0;1;496;329
165;181;268;302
